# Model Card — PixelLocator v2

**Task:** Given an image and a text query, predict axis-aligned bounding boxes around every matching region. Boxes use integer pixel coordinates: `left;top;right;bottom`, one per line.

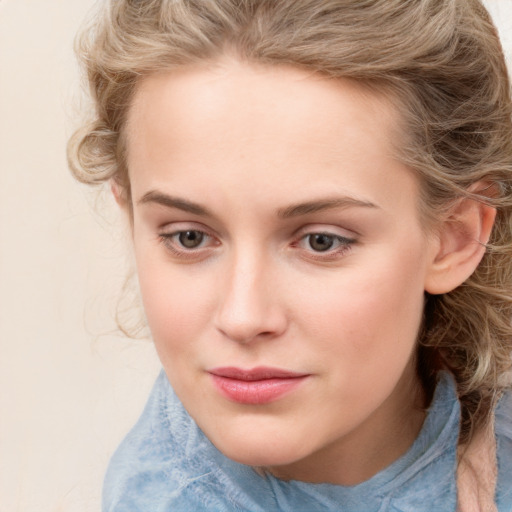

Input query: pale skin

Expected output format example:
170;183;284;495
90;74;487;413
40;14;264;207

117;56;495;486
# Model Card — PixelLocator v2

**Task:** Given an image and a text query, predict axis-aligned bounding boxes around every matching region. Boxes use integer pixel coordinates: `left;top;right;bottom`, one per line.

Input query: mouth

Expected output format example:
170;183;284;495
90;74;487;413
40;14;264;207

207;366;310;405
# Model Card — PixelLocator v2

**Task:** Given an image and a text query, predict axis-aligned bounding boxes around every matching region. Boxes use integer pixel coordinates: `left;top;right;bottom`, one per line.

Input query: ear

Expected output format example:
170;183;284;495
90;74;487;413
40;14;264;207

424;184;496;295
111;179;128;209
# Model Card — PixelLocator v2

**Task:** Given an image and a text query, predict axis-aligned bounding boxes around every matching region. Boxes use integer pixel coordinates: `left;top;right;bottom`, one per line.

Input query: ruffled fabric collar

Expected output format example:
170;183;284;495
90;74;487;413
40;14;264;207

104;371;460;511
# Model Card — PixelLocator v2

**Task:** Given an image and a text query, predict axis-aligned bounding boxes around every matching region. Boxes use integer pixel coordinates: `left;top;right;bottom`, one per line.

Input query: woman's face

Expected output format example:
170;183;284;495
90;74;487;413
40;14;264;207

126;58;439;485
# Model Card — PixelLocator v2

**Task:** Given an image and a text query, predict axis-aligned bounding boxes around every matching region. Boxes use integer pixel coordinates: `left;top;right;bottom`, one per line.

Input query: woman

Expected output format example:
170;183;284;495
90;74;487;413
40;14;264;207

69;0;512;510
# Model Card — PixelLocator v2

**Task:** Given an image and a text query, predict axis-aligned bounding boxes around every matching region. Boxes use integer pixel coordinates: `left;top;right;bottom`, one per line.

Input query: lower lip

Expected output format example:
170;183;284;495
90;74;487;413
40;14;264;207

210;375;308;405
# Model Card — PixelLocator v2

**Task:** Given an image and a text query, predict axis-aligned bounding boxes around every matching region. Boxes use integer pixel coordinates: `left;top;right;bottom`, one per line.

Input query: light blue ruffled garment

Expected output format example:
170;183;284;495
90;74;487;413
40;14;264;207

103;371;512;511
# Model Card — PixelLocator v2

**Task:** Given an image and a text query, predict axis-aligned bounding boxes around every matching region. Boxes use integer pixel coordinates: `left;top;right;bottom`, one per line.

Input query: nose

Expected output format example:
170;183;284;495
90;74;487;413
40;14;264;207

214;251;288;344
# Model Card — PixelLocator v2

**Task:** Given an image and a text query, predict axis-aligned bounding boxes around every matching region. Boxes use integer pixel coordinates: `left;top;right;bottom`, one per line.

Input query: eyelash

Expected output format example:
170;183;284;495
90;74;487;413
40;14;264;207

158;229;216;258
158;229;356;261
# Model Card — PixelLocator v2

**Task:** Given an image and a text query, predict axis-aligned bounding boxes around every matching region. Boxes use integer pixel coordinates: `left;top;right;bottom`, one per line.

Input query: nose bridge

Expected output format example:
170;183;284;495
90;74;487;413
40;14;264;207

215;241;285;343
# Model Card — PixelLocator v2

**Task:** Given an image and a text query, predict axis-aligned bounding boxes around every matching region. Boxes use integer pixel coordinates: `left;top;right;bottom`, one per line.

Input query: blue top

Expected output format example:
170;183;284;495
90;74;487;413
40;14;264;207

103;370;512;511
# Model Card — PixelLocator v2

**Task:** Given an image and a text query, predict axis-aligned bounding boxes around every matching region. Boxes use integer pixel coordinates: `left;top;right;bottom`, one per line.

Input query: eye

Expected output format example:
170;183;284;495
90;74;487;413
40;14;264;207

307;233;337;252
294;230;356;260
177;230;205;249
158;227;217;257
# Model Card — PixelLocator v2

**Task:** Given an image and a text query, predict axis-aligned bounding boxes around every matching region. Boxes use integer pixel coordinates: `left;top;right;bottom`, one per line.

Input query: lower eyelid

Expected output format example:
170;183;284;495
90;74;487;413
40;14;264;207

302;243;354;262
294;233;356;258
157;231;219;259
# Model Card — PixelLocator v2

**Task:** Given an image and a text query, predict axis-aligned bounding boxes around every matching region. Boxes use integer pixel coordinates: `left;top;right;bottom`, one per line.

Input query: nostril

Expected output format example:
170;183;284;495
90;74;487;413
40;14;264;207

215;317;284;344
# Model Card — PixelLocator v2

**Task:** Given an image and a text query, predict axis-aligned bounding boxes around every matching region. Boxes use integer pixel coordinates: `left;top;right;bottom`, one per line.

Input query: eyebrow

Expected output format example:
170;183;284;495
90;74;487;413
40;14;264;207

277;197;379;218
138;190;378;218
138;191;212;216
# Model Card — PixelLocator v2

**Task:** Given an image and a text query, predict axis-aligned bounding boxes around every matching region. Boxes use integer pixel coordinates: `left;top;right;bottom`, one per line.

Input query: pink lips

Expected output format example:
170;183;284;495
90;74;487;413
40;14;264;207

208;367;309;405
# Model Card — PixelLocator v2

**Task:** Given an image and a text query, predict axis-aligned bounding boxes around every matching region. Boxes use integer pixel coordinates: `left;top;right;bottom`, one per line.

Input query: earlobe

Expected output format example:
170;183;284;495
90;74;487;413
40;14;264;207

424;189;496;295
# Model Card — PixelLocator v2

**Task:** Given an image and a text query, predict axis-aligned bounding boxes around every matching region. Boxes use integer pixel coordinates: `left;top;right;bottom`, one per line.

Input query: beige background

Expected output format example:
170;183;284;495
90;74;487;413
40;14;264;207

0;1;511;511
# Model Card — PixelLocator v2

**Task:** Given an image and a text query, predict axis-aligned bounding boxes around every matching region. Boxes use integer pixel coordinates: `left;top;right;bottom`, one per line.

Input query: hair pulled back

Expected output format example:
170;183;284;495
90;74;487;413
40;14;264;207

68;0;512;444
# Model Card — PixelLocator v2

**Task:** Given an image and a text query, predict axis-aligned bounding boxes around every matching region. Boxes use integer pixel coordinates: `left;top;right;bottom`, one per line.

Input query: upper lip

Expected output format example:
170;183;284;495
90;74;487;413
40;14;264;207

208;366;309;381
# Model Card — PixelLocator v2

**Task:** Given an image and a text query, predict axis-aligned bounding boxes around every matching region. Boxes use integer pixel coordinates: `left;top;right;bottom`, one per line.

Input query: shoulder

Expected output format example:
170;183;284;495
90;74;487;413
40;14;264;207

495;389;512;510
102;371;222;511
102;370;180;511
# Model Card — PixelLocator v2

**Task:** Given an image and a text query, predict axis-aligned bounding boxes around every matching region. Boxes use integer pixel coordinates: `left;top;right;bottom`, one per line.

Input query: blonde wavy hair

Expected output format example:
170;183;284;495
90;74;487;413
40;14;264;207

68;0;512;446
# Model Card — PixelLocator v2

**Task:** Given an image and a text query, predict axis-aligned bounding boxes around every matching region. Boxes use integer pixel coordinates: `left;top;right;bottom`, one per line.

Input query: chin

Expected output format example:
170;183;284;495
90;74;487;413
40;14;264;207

209;428;309;468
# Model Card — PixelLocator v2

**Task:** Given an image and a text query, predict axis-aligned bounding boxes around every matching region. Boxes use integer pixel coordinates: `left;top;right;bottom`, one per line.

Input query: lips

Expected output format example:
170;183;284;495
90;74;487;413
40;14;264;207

208;366;309;405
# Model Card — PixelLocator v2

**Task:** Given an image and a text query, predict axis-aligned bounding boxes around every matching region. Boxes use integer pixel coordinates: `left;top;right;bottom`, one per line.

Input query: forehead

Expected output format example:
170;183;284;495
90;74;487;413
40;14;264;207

125;58;419;220
127;57;402;157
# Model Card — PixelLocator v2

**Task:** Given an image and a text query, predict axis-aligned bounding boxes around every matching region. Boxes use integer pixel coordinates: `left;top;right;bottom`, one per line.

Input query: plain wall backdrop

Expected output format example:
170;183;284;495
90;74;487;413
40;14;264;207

0;1;511;511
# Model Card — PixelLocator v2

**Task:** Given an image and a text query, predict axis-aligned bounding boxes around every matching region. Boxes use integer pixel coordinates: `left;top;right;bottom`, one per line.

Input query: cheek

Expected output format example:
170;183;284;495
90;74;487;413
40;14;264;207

295;250;427;366
135;254;216;356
